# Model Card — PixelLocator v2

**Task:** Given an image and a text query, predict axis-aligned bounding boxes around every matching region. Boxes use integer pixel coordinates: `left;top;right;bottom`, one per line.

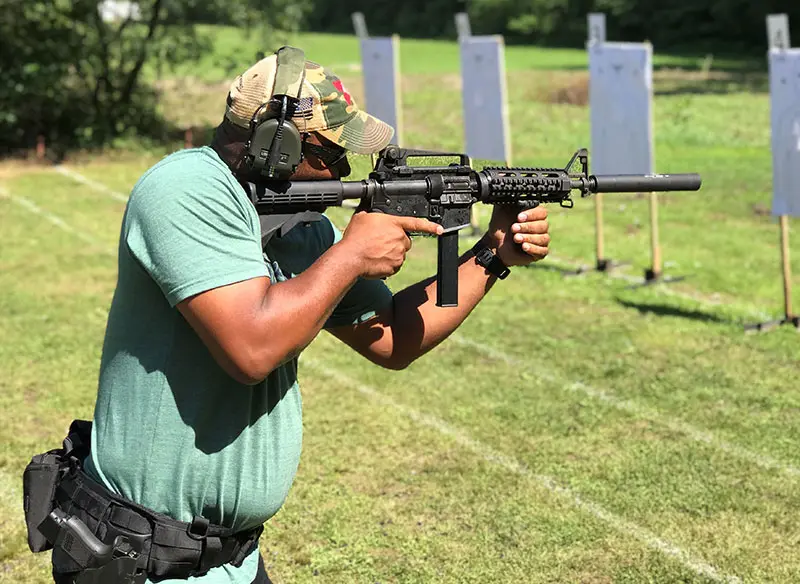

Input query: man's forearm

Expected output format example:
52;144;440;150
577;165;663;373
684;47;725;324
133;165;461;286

387;235;502;366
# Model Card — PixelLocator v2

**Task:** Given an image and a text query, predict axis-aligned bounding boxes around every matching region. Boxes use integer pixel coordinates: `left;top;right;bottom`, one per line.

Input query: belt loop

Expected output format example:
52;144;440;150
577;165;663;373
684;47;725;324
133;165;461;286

187;516;210;541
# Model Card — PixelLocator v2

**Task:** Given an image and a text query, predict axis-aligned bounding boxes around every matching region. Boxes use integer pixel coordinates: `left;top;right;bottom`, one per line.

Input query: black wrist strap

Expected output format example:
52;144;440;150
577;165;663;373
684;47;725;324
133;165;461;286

470;239;510;280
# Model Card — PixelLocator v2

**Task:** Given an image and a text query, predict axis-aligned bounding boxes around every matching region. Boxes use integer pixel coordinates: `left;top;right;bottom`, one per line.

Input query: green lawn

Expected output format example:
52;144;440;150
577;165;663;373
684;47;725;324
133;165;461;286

160;26;763;83
1;29;799;584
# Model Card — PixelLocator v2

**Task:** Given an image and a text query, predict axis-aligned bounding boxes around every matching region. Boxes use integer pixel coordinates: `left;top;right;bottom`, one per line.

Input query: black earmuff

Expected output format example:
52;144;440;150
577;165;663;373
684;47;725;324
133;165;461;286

245;47;307;180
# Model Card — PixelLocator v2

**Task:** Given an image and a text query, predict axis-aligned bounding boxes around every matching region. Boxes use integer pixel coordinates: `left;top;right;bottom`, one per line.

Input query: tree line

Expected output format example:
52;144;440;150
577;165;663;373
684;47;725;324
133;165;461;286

307;0;799;53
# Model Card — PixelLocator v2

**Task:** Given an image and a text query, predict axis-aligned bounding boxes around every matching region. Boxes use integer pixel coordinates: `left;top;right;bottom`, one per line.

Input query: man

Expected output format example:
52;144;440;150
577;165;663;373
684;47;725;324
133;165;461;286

56;48;550;583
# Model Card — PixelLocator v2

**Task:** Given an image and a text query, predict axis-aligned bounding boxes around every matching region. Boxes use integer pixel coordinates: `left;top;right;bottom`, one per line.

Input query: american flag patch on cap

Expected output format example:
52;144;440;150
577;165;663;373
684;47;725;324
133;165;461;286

294;96;314;119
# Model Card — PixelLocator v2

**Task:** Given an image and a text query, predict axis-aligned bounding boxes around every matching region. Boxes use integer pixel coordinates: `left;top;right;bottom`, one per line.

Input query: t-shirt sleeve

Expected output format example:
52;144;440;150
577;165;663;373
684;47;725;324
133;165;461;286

321;219;394;328
124;170;268;307
326;274;394;328
265;216;394;328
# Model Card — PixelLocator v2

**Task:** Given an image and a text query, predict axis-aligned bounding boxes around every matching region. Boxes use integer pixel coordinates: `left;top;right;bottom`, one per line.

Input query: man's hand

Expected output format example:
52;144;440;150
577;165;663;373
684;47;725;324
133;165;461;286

340;211;444;279
486;205;550;267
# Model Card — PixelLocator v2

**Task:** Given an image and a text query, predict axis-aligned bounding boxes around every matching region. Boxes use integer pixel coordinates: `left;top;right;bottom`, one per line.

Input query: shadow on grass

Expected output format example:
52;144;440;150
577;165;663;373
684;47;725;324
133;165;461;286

615;297;731;324
521;261;600;277
654;72;769;96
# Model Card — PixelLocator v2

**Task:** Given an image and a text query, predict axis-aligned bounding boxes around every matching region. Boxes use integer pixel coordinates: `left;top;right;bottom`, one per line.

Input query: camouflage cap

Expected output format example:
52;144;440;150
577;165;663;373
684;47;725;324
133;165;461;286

224;49;395;155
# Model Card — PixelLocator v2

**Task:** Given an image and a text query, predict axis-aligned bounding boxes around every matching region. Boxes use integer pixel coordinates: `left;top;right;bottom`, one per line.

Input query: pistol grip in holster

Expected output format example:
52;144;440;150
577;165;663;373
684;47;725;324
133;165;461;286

40;508;145;584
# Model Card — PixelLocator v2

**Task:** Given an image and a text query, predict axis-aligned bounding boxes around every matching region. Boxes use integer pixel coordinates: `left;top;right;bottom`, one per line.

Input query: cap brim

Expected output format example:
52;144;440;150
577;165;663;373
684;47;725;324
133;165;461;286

316;111;395;155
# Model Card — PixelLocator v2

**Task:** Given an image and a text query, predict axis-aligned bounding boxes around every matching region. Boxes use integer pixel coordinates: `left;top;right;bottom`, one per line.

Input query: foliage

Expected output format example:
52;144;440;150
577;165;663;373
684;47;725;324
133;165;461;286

531;0;800;50
2;33;800;583
304;0;467;39
0;0;310;157
467;0;593;43
304;0;800;54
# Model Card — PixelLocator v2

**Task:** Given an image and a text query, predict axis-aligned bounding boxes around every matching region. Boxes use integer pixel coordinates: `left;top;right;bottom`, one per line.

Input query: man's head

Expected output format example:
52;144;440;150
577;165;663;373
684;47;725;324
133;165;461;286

213;46;395;181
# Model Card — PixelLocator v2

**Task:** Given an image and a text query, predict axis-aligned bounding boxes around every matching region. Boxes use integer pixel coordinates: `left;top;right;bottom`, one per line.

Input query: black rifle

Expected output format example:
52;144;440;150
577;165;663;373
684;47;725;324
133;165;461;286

241;146;702;307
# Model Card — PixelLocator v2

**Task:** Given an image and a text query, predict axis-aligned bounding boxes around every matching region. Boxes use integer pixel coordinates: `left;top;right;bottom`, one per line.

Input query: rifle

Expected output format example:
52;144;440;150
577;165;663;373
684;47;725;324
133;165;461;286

240;146;702;307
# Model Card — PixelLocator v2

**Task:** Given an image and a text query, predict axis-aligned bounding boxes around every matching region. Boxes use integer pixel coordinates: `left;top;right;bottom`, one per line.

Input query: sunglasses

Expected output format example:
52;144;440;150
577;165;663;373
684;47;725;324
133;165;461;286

302;139;348;168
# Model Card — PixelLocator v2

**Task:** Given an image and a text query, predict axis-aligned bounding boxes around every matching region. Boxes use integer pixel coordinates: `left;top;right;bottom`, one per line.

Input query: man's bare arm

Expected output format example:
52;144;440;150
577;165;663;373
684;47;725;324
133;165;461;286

329;206;550;369
178;244;361;385
177;213;443;385
328;238;499;370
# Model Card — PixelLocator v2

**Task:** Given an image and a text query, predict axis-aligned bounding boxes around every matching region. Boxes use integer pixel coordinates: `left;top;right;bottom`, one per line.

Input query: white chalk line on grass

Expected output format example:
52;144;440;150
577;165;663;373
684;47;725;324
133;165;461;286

53;165;129;203
451;335;800;479
305;358;742;584
0;186;110;251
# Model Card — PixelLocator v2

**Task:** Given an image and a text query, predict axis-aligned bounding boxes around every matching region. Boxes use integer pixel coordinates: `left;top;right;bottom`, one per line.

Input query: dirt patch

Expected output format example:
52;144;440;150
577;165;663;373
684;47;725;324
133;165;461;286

654;68;732;83
513;71;590;106
410;72;462;92
537;67;767;107
751;202;771;217
154;77;232;128
23;384;39;404
625;222;643;236
547;74;590;106
0;159;54;179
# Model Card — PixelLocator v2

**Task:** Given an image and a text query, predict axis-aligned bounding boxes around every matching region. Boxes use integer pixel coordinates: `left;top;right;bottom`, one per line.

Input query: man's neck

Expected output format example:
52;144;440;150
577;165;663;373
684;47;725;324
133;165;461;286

210;121;250;175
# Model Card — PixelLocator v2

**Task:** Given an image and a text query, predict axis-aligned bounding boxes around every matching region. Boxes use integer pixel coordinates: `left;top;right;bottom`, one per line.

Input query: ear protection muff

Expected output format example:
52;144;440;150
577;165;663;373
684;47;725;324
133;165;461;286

245;46;307;180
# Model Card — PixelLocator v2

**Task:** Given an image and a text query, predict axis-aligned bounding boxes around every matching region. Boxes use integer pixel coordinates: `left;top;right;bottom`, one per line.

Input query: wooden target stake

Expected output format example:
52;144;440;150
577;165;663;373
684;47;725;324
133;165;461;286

780;215;795;322
36;135;46;160
745;14;799;332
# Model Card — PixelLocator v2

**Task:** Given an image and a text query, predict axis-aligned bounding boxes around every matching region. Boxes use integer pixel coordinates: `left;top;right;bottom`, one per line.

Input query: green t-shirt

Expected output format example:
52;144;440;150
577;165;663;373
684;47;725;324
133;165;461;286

84;147;392;583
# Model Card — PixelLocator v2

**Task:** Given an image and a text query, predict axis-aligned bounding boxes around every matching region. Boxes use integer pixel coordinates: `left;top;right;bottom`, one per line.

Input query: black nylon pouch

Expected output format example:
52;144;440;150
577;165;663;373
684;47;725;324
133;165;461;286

22;451;62;552
23;420;91;554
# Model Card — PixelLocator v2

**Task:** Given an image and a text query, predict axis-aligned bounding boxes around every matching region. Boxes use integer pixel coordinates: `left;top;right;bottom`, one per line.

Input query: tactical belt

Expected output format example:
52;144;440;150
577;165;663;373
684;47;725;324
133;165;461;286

25;420;263;581
54;469;263;579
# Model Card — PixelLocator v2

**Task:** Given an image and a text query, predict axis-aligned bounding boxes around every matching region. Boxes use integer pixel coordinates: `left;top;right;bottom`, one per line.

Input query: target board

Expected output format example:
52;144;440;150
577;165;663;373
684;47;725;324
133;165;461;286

769;48;800;217
359;36;402;144
588;42;654;175
459;35;511;163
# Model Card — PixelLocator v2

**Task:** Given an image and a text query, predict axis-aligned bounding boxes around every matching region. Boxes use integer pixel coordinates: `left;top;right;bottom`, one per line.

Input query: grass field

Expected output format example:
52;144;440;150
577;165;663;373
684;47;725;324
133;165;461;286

2;28;800;584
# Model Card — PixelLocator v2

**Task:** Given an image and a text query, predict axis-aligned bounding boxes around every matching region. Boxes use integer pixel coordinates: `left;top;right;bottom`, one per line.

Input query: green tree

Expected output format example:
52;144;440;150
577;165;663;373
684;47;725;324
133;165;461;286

467;0;593;42
465;0;800;50
302;0;799;54
304;0;466;38
0;0;310;157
